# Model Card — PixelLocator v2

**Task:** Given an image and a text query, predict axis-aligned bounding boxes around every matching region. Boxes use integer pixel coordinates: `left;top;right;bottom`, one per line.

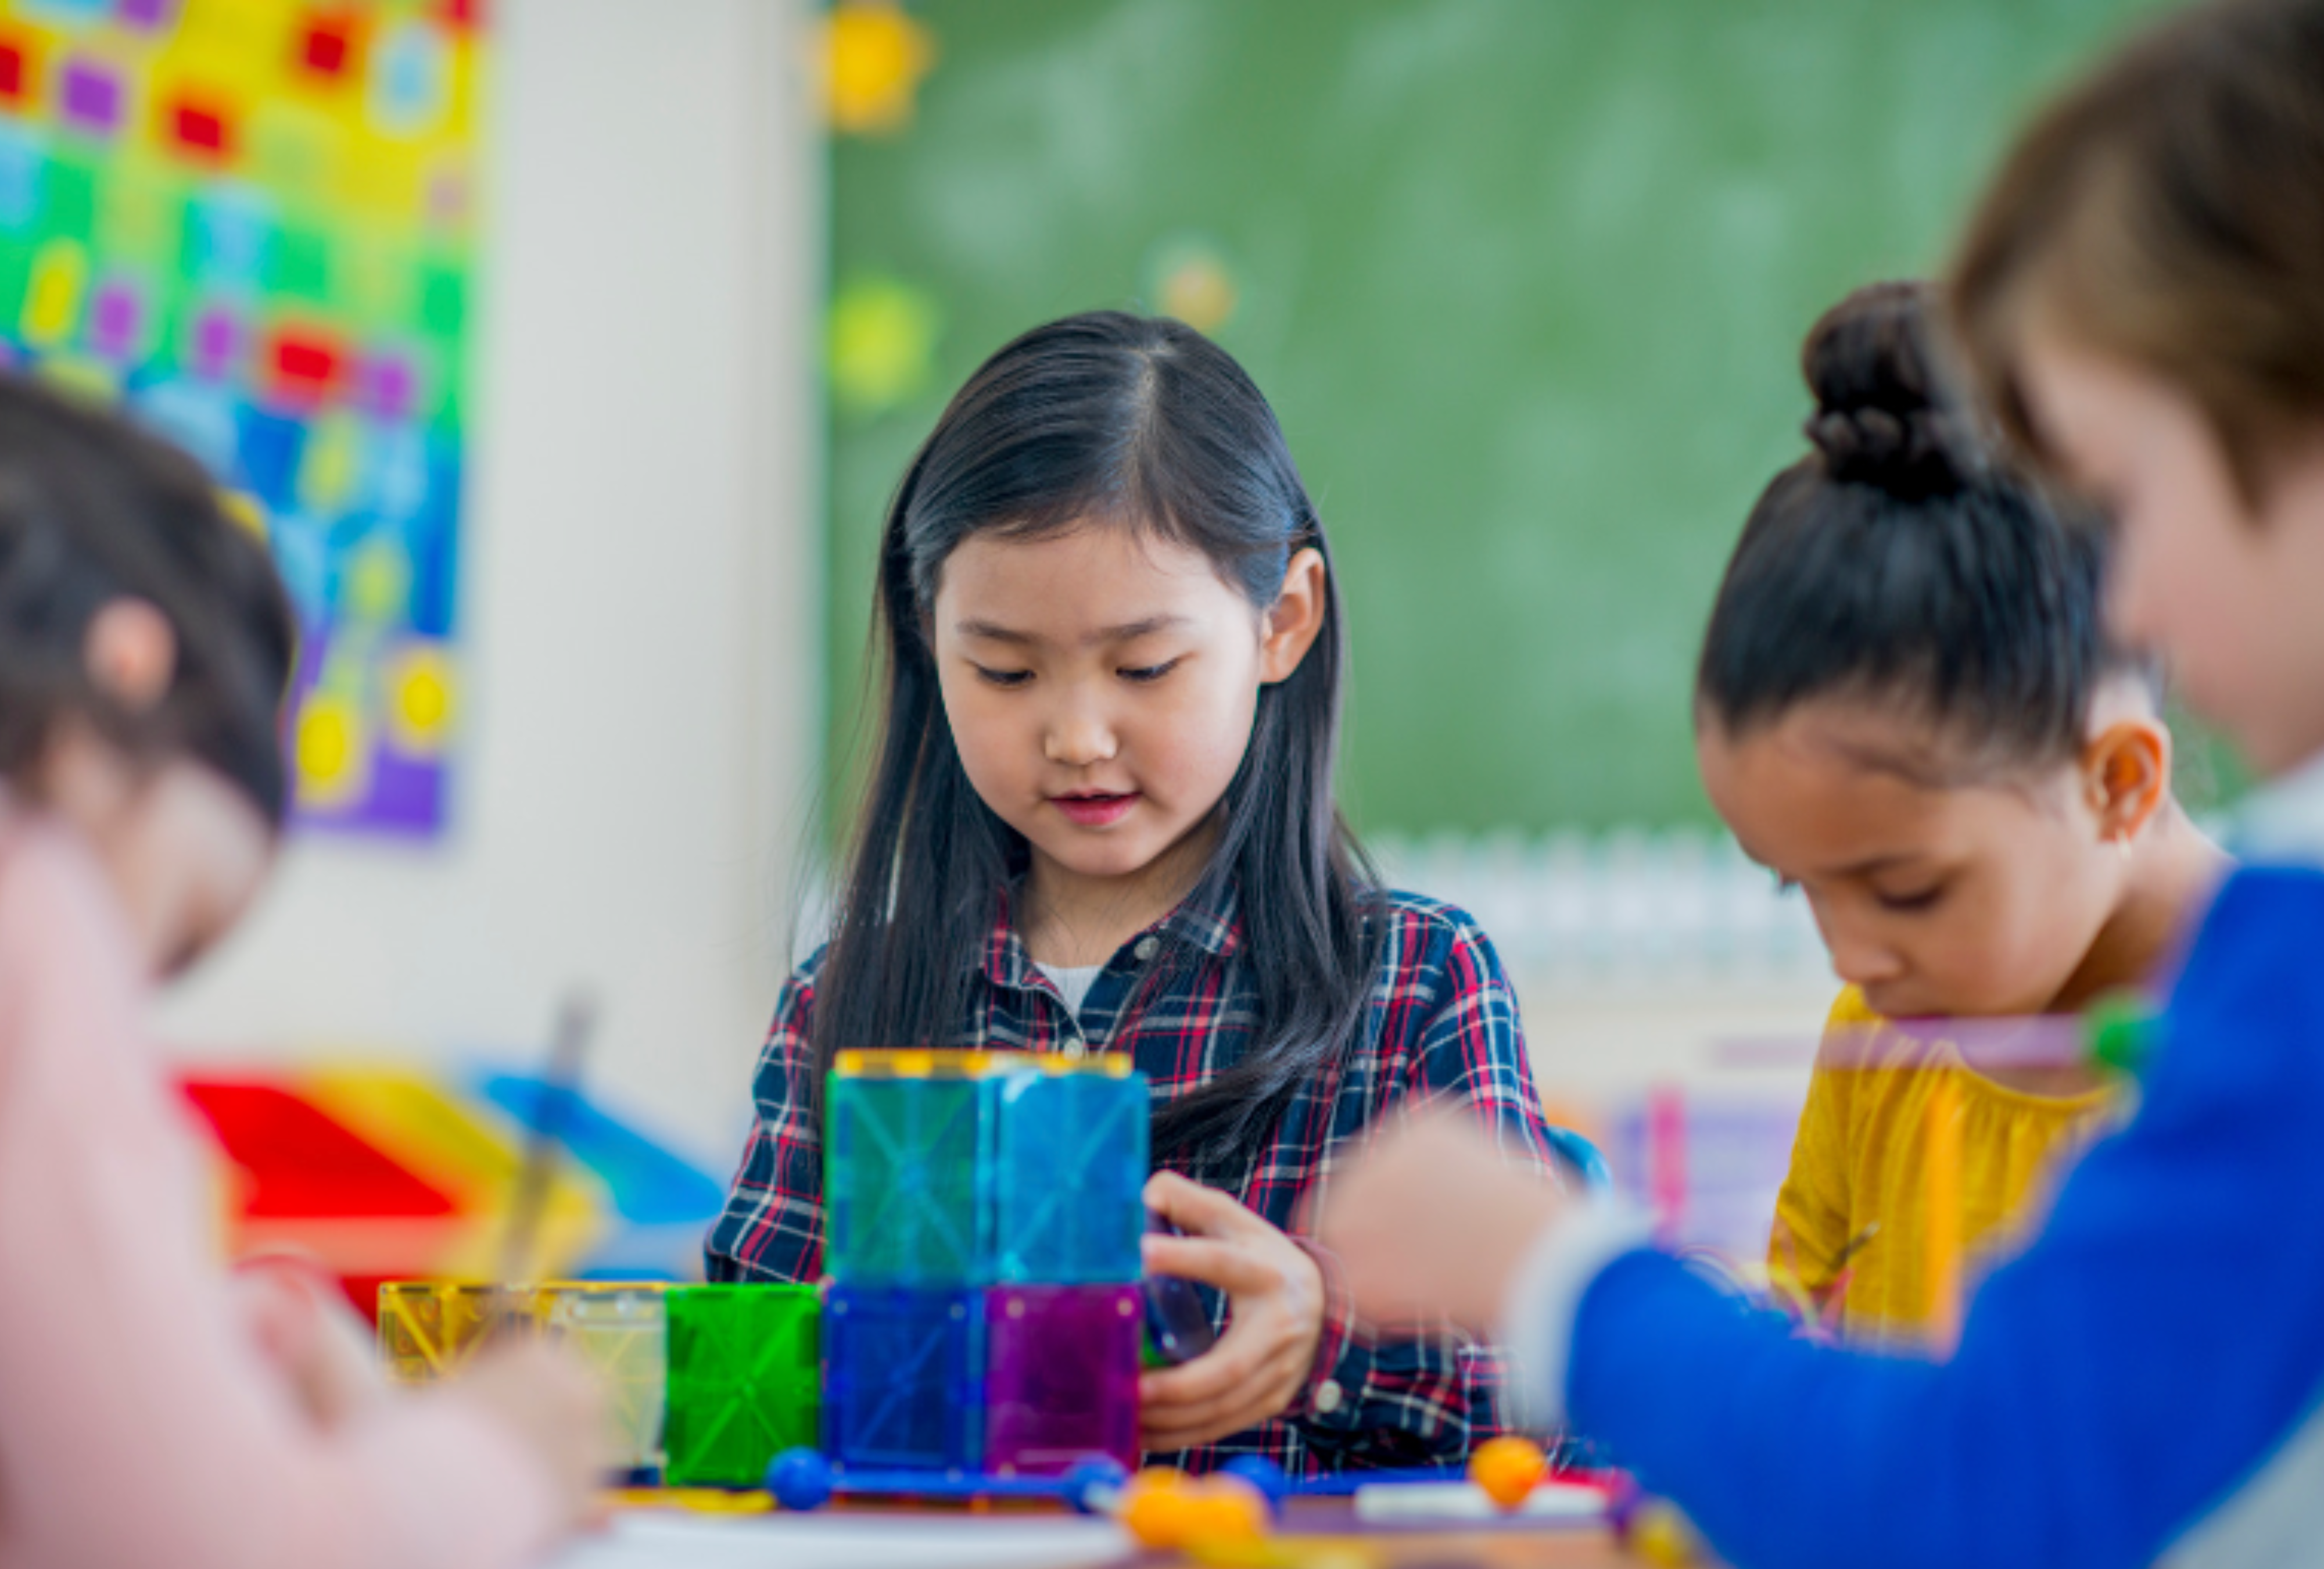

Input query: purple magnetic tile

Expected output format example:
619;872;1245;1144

116;0;173;28
60;60;122;135
191;306;241;381
88;280;141;361
363;352;418;422
984;1285;1141;1476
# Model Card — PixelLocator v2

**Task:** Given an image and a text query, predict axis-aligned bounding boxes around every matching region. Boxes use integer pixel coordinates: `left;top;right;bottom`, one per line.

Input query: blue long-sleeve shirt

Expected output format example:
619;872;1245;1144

1559;865;2324;1568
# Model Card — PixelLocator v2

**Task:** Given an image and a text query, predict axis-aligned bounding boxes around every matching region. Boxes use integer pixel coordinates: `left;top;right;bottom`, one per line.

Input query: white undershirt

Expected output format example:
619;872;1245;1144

1034;961;1104;1022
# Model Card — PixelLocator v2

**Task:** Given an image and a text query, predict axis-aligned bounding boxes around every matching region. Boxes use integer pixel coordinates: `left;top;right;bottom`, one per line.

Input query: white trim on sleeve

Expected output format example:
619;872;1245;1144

1495;1199;1656;1432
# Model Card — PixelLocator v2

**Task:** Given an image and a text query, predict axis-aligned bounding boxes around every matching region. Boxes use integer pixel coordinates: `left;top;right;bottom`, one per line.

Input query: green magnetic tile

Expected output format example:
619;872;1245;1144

824;1072;990;1286
662;1285;821;1488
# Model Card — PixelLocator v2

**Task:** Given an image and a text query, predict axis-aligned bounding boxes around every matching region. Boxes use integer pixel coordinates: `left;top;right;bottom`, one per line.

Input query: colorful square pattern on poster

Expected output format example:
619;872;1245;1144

0;0;479;835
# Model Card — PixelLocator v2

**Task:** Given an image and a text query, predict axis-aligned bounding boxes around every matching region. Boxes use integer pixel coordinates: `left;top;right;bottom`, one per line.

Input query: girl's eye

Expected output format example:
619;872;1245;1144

1119;659;1181;684
1875;884;1946;914
974;665;1033;689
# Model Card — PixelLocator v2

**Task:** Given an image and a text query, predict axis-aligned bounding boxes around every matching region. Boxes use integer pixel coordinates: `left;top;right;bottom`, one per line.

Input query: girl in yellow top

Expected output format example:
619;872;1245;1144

1692;281;2229;1349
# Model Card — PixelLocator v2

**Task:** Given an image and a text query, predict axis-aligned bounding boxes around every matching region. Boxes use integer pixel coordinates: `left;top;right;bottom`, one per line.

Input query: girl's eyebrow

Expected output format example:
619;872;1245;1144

956;618;1035;646
955;614;1190;647
1828;853;1924;879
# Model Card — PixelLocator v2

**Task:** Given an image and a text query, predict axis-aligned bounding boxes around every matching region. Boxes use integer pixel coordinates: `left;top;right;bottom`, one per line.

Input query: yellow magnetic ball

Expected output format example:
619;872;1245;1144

1468;1434;1548;1510
1631;1500;1702;1566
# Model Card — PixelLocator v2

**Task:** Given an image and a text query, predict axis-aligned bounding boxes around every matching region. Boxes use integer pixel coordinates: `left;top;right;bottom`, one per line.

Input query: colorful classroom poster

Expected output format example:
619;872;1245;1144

0;0;479;836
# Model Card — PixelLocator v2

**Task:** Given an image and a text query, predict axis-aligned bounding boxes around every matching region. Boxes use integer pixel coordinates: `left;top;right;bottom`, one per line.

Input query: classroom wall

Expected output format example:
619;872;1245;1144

156;0;826;1165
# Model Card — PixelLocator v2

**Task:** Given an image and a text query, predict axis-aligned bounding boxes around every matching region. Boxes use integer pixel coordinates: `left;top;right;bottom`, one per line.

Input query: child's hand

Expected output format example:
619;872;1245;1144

450;1339;608;1530
232;1252;384;1430
1309;1105;1573;1332
1139;1171;1326;1452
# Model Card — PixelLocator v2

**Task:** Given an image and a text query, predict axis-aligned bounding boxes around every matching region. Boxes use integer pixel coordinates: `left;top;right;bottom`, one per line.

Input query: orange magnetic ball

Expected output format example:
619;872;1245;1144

1469;1435;1548;1510
1121;1469;1197;1550
1178;1476;1270;1546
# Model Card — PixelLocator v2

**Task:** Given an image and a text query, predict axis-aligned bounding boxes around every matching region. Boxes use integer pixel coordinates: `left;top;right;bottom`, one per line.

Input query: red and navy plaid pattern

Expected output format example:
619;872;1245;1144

706;880;1565;1475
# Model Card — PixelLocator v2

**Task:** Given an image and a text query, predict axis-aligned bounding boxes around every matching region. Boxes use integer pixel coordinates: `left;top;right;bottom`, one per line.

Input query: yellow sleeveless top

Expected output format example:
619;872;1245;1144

1767;987;2127;1349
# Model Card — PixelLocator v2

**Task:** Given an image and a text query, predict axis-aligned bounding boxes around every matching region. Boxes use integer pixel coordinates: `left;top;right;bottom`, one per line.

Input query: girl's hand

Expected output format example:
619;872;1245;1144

1139;1171;1326;1452
1308;1105;1573;1332
232;1252;384;1430
450;1339;608;1531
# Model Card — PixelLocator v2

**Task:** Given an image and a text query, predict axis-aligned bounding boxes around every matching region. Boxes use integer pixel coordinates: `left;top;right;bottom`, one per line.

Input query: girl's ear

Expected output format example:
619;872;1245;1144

1258;548;1328;685
2083;718;2171;844
84;599;177;714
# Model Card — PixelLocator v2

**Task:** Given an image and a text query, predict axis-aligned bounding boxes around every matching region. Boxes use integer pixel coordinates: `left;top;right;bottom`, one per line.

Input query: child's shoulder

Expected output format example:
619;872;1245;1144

1826;984;1880;1030
1810;986;1927;1077
2176;862;2324;1015
1365;887;1509;981
0;812;132;965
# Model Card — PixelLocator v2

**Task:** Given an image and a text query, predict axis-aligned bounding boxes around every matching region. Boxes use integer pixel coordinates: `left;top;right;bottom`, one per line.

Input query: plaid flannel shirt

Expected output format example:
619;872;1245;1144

705;880;1565;1475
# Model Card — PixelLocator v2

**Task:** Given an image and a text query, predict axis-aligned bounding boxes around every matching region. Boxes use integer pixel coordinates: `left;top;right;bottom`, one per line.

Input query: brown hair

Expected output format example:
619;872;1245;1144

1949;0;2324;506
0;376;296;825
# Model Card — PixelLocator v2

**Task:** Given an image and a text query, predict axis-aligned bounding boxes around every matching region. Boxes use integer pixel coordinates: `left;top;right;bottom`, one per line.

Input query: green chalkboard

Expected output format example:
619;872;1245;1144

826;0;2175;833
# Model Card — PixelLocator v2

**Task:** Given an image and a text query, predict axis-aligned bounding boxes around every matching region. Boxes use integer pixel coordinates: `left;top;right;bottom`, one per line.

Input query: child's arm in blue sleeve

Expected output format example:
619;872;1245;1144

1563;869;2324;1569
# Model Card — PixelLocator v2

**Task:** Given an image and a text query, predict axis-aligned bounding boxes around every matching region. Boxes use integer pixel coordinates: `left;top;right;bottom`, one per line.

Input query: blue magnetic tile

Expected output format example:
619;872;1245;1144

826;1072;991;1287
990;1068;1147;1284
823;1286;984;1474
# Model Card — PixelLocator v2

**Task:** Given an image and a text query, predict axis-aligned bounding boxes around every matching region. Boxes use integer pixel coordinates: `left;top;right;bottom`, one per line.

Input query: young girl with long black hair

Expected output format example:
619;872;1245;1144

708;310;1565;1473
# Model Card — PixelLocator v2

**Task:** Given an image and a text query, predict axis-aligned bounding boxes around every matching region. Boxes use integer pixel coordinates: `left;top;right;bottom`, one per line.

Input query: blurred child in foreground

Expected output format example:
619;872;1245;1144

0;378;602;1568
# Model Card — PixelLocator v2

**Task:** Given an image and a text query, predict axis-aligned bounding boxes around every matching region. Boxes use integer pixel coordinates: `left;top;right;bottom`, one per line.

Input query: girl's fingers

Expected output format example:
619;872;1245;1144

1145;1171;1258;1238
1141;1333;1267;1407
1146;1349;1305;1427
1141;1310;1312;1407
1141;1234;1279;1294
1141;1352;1310;1447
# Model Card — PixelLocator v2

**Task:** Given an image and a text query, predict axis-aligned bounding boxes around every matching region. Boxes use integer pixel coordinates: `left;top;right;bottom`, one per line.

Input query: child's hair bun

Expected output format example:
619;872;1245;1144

1801;280;1978;496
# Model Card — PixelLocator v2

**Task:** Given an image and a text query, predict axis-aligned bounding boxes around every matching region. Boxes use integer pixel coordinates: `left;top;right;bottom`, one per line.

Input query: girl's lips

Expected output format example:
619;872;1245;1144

1052;791;1139;827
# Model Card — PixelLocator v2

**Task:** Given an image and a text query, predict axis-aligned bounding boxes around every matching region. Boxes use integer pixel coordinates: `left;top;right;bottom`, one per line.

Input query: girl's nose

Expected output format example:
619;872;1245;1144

1811;900;1906;989
1827;929;1907;990
1043;704;1118;766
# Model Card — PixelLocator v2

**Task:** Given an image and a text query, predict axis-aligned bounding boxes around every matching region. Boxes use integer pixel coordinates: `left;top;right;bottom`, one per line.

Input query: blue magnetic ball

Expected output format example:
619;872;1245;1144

1062;1456;1131;1514
766;1448;833;1511
1222;1455;1292;1513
